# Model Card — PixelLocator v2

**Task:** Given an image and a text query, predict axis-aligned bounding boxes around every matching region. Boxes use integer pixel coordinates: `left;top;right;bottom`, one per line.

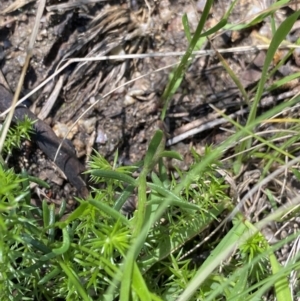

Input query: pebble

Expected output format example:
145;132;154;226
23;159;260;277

124;94;136;106
64;183;72;194
17;54;26;67
96;128;108;144
53;122;78;140
78;117;97;134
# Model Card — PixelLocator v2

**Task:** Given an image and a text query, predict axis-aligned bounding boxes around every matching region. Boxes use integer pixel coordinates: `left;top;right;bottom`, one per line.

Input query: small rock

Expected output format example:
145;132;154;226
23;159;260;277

78;117;97;134
17;54;26;67
73;138;86;153
96;128;108;144
124;95;136;106
53;122;78;140
64;183;72;194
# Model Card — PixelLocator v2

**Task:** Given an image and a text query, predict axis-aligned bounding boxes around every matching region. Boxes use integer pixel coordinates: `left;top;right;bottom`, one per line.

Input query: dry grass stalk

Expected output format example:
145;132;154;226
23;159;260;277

0;0;46;153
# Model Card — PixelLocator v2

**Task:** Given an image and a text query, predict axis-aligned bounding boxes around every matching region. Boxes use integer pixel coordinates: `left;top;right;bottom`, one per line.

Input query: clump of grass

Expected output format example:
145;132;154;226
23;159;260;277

2;116;35;156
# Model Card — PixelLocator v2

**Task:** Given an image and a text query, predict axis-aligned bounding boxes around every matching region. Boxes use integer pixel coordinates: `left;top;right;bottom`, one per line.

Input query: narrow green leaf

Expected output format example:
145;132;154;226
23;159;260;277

48;203;56;243
57;202;89;227
139;204;225;272
147;198;200;211
120;252;135;301
247;9;300;134
52;226;70;255
38;266;61;285
39;227;71;261
144;130;163;169
27;175;50;188
89;169;137;186
57;198;66;221
132;263;152;301
269;252;292;301
268;72;300;91
159;150;183;160
161;0;214;119
198;18;227;37
178;220;248;301
59;261;91;301
22;234;51;254
182;14;191;43
113;184;135;211
150;172;163;186
88;199;130;225
224;0;291;31
228;267;249;299
147;182;184;203
42;199;50;228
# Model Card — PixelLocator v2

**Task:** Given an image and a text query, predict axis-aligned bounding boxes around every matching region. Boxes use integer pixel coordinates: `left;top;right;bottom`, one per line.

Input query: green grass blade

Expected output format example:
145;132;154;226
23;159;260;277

229;267;249;299
113;184;135;211
52;227;70;255
212;43;249;104
161;0;214;119
120;251;135;301
57;202;89;227
224;0;290;31
182;14;191;43
132;263;152;301
269;252;292;301
88;199;130;225
268;71;300;91
244;9;300;148
89;170;137;186
159;150;183;161
177;220;248;301
59;260;91;301
42;199;50;228
144;130;164;170
37;266;61;285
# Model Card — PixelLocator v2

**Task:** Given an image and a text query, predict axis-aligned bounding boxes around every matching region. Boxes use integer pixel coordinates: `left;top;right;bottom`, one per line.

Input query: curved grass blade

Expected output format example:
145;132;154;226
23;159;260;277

144;130;164;170
269;252;292;301
161;0;214;119
89;170;137;186
113;184;135;212
244;9;300;149
59;260;91;301
88;198;130;225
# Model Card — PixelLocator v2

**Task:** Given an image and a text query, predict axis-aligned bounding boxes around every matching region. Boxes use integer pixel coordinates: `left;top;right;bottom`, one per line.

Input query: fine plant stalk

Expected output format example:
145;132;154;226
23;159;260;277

0;0;46;154
241;9;300;153
120;130;165;300
161;0;214;119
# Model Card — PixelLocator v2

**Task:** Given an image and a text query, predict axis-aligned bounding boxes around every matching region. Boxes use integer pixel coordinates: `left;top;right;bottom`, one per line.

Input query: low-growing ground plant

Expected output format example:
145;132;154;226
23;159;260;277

0;124;299;300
